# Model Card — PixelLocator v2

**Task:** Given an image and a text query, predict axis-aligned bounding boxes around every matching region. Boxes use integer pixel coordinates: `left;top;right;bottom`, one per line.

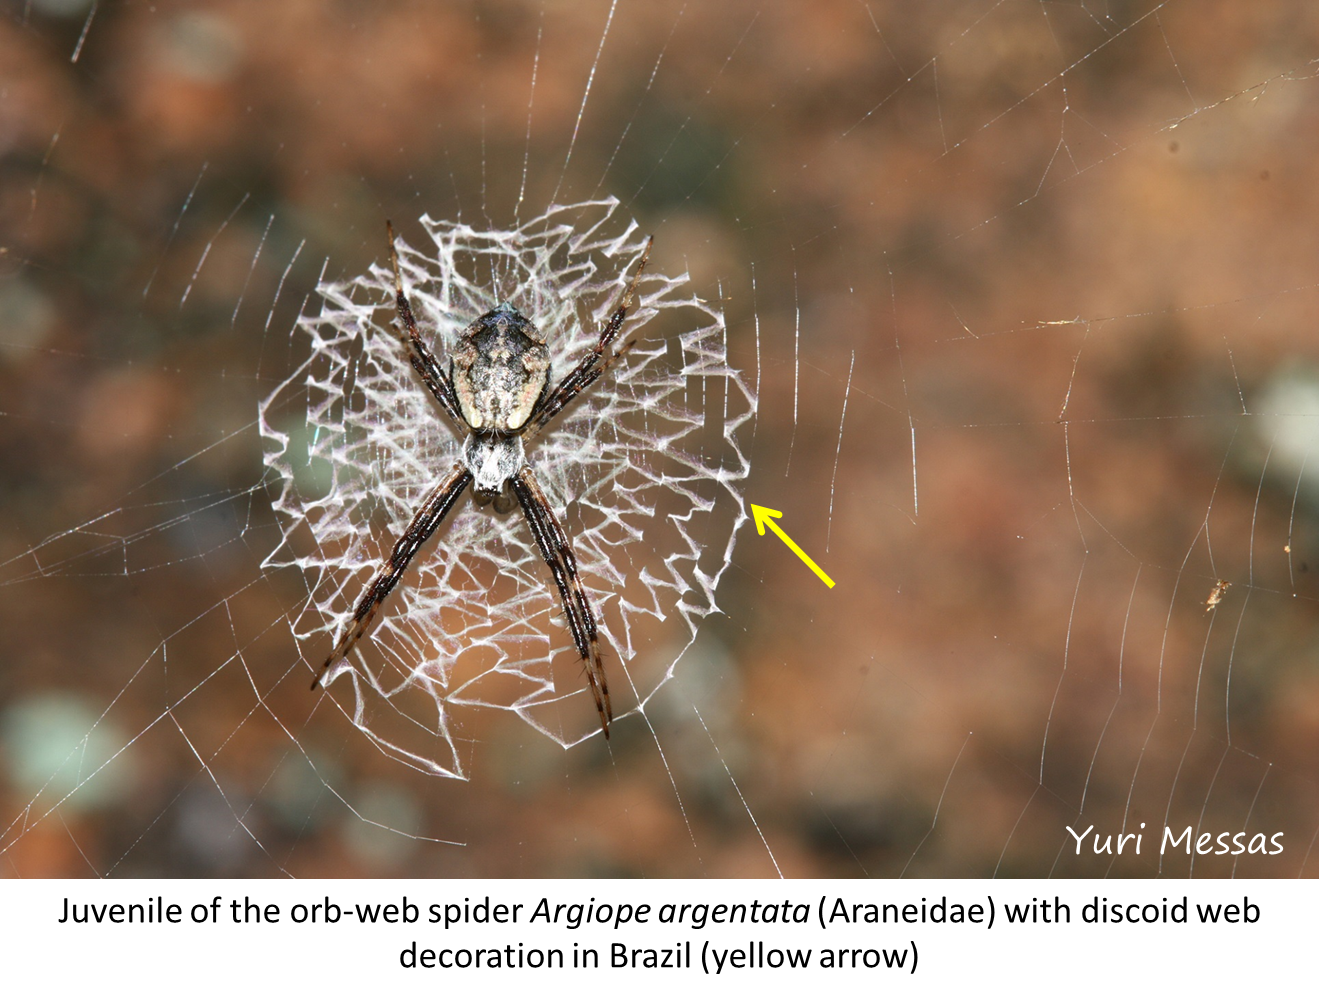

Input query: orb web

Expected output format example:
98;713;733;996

259;198;755;775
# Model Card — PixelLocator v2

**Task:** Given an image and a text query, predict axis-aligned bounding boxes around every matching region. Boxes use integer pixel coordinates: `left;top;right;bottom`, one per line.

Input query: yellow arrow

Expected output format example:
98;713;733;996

750;504;836;588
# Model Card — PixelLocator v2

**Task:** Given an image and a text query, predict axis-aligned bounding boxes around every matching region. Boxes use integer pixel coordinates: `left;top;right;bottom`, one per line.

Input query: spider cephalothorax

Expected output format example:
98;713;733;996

312;223;652;738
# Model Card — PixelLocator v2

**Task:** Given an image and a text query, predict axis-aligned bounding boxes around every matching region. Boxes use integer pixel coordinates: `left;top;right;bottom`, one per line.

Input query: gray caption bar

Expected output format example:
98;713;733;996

7;880;1308;997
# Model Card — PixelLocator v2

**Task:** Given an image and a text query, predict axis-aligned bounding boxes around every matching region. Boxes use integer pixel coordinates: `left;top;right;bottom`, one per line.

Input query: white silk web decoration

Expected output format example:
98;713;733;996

260;199;755;776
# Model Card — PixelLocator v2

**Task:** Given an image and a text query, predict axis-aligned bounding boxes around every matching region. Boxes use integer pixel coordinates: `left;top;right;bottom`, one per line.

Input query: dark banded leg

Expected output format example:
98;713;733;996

386;221;464;427
315;464;472;688
511;465;613;737
528;237;652;435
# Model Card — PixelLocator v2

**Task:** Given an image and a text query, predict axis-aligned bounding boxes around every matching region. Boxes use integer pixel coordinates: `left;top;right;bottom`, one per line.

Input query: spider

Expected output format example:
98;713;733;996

312;222;652;739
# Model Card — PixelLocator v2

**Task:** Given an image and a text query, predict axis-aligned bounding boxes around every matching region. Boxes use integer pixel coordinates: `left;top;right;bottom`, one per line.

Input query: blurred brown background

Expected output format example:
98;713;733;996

3;0;1319;877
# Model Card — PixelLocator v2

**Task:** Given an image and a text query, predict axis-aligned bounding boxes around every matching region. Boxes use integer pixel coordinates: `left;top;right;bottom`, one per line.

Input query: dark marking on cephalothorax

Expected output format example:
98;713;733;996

451;305;551;432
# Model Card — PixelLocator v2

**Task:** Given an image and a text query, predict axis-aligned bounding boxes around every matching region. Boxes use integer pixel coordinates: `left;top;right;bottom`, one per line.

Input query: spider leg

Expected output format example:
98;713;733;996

527;237;652;436
314;463;473;689
385;221;465;427
526;336;638;435
511;464;613;737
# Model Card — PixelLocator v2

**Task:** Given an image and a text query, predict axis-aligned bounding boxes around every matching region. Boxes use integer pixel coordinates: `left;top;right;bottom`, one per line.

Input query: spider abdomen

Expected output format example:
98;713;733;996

451;304;550;432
